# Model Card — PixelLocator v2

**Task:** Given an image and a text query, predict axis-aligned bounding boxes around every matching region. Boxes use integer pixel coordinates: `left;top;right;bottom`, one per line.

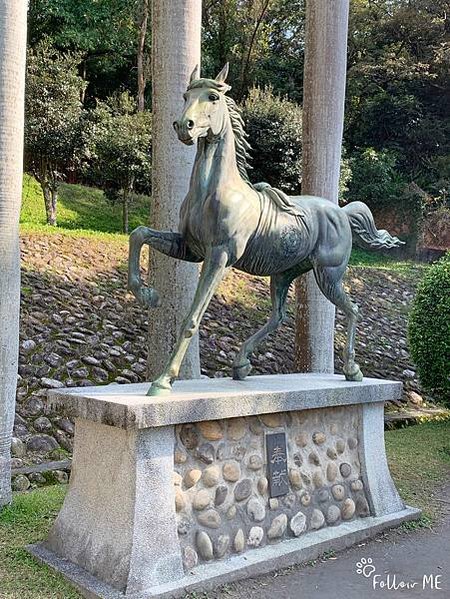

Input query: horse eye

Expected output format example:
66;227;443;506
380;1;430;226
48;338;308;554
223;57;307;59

209;94;219;101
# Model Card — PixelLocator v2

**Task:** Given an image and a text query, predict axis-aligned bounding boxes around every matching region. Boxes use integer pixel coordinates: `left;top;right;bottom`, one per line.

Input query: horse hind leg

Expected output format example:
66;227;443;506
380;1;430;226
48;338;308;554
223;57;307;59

313;264;363;382
232;270;296;380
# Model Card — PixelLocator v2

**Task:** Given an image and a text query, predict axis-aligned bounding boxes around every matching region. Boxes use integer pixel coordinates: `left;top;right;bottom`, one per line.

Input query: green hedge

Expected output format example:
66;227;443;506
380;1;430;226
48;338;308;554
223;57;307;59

408;253;450;404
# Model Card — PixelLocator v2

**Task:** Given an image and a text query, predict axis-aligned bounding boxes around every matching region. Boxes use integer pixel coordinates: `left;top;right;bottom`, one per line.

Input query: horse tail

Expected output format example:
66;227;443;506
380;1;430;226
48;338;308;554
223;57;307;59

343;201;404;250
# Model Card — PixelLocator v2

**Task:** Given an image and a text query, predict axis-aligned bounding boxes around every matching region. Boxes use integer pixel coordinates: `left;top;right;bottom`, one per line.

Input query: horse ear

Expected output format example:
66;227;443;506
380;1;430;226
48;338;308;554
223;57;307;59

189;64;200;84
215;62;229;84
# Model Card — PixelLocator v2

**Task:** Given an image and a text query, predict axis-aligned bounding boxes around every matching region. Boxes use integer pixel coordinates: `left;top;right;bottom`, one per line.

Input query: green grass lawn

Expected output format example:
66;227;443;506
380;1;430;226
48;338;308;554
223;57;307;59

1;420;449;598
21;174;149;238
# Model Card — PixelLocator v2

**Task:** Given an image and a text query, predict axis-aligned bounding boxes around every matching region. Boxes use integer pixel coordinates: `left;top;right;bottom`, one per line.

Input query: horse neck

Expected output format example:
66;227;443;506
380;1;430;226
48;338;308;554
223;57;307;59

190;111;241;195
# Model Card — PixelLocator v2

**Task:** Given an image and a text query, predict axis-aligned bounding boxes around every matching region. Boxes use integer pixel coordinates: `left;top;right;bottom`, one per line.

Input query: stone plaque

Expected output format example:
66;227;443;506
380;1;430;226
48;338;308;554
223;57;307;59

266;432;289;497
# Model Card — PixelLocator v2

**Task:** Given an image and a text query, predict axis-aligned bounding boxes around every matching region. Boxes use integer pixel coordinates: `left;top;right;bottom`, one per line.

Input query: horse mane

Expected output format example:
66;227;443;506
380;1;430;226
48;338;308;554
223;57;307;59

223;96;253;185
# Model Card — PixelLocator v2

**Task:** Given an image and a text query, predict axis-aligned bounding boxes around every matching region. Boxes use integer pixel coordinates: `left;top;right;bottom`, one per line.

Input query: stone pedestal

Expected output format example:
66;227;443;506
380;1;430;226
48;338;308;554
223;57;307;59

29;374;420;598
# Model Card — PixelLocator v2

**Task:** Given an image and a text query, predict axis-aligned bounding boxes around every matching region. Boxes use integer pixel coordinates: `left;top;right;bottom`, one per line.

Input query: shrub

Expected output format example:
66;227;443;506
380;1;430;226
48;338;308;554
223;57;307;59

408;253;450;404
242;86;303;193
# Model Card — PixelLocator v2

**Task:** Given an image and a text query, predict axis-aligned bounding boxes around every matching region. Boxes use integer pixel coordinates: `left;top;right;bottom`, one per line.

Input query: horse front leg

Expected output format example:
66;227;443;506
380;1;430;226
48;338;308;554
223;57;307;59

148;246;230;396
128;225;202;308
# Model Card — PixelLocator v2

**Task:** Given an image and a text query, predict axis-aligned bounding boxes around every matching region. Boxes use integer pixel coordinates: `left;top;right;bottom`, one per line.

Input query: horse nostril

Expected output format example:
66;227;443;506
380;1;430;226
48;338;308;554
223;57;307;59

187;119;194;130
173;121;178;131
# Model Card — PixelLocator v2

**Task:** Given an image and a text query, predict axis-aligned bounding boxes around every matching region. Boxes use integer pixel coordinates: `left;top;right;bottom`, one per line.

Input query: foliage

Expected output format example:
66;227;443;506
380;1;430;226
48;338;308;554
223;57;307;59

345;148;407;208
408;253;450;404
25;42;88;225
87;93;152;232
242;86;303;193
21;175;148;237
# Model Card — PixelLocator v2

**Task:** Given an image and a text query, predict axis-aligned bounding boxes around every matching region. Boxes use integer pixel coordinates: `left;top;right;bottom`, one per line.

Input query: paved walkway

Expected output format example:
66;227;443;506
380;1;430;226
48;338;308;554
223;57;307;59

213;488;450;599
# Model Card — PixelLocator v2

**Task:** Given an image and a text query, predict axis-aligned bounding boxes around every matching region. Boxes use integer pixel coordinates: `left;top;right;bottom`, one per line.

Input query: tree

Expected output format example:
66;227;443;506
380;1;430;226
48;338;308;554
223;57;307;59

25;42;87;226
295;0;350;374
0;0;27;509
136;0;150;111
149;0;201;380
89;93;152;233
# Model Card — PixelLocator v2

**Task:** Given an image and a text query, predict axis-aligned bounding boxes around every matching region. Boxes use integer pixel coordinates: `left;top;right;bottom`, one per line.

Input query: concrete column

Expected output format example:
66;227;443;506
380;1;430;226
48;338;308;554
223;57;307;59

295;0;350;373
148;0;202;381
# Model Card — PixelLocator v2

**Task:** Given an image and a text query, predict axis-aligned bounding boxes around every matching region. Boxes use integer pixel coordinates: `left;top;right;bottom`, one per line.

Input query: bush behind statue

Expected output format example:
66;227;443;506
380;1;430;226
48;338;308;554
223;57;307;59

408;253;450;404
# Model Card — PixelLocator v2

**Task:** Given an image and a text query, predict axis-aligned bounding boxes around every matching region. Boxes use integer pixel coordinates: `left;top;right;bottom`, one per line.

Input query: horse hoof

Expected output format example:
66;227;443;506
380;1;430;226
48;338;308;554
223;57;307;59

140;287;160;309
147;380;172;396
232;361;252;381
344;365;363;382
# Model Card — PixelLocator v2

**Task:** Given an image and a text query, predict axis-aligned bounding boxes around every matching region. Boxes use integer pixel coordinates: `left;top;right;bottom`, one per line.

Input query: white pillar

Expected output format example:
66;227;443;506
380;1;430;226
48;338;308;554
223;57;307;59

295;0;350;373
148;0;202;380
0;0;27;507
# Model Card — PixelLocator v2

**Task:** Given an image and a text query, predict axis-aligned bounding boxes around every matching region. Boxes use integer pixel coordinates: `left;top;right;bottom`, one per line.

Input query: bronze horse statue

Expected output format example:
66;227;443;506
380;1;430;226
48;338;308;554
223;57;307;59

128;64;402;396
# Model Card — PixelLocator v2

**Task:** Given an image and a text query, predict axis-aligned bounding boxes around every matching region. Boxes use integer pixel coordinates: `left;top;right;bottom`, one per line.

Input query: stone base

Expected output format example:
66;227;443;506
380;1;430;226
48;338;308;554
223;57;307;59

29;374;421;598
29;505;420;599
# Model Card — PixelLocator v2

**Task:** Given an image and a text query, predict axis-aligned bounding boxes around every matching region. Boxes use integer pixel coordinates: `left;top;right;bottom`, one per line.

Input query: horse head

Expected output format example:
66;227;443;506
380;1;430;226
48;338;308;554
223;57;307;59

173;63;231;145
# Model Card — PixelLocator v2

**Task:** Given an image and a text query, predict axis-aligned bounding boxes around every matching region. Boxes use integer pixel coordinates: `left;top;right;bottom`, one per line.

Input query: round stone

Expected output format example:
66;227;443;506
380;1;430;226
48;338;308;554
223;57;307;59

247;526;264;547
202;465;220;487
295;432;308;447
215;485;228;506
227;418;246;440
356;496;370;517
257;476;268;495
173;472;183;487
247;497;266;522
197;443;215;464
215;534;230;558
268;513;287;539
197;509;221;529
312;471;324;488
12;474;30;492
318;489;329;503
52;470;69;484
310;508;325;530
184;469;201;489
327;462;338;482
326;505;341;524
29;472;46;485
193;489;211;510
301;473;311;486
283;492;296;509
175;489;185;512
351;479;364;492
340;463;352;478
326;447;337;460
234;478;252;501
174;447;187;464
180;424;198;450
289;468;302;489
249;419;263;435
331;484;345;501
223;461;240;482
336;439;345;454
33;416;52;433
226;505;237;519
300;492;311;506
177;518;191;536
234;528;245;552
330;423;339;435
26;434;58;453
259;413;282;428
248;454;263;470
183;546;198;570
341;498;356;520
198;420;223;441
196;531;213;560
290;511;307;537
348;437;358;450
313;432;326;445
10;437;25;458
269;498;279;510
293;452;303;467
309;451;320;466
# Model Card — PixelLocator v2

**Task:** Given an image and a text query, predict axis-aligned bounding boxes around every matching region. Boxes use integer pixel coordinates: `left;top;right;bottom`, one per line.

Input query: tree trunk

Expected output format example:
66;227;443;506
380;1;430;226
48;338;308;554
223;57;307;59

42;183;57;226
0;0;27;508
123;192;129;234
137;0;149;112
149;0;202;381
294;0;349;373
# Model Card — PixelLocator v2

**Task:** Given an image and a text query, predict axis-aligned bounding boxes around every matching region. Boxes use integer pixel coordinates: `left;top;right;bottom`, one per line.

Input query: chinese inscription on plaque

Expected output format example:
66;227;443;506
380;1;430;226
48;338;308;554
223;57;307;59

266;432;289;497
